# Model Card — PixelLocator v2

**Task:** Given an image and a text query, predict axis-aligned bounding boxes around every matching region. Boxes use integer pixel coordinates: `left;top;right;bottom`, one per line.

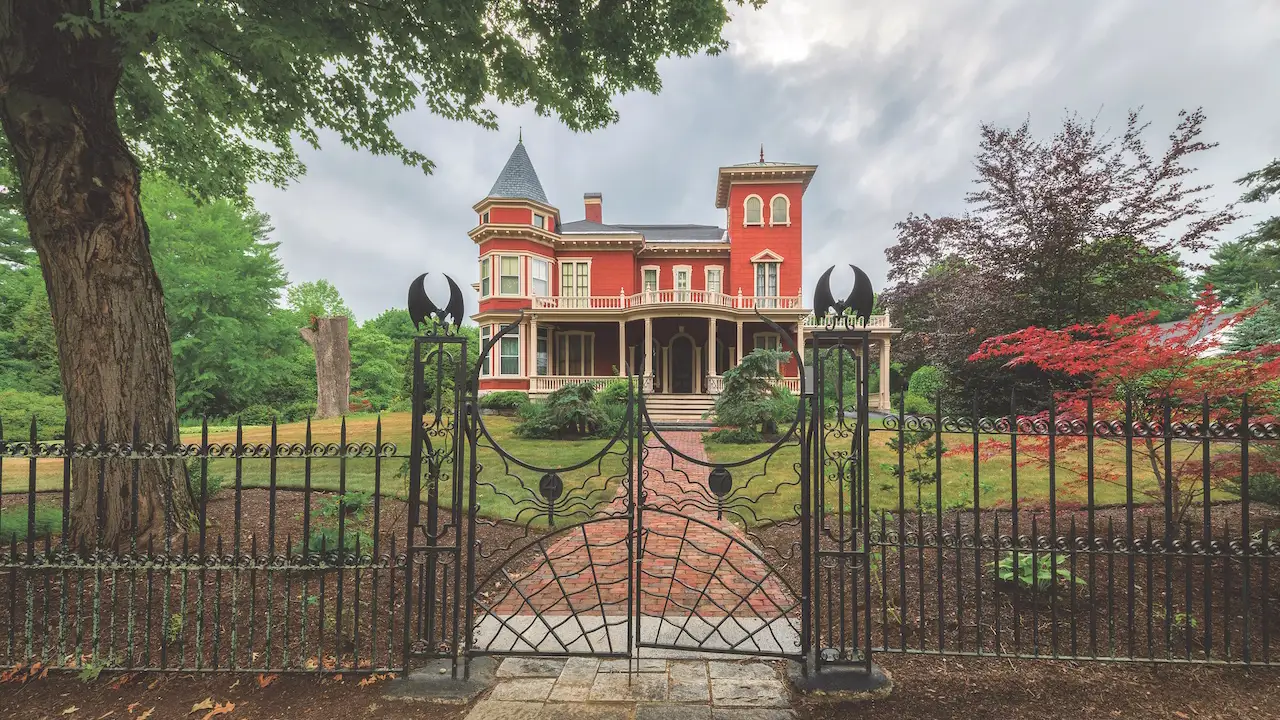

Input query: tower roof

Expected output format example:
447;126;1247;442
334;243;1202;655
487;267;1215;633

486;140;549;205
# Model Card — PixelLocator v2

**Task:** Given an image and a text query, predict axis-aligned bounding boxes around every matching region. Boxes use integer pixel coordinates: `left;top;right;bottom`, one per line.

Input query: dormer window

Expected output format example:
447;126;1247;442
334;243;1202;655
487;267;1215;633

770;195;790;225
744;196;763;226
533;213;546;230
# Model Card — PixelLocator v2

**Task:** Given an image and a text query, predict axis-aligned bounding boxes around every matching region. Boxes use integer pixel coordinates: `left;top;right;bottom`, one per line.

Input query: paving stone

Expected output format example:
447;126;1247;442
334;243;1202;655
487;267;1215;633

636;704;714;720
598;658;668;673
589;671;669;702
467;700;545;720
668;661;710;702
540;702;633;720
498;658;569;678
548;682;593;702
707;662;778;681
491;678;557;702
559;657;601;682
711;710;796;720
710;679;789;708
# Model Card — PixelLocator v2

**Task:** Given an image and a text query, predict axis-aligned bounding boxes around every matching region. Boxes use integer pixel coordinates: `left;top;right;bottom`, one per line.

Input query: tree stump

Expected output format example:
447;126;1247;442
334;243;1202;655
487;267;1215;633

300;316;351;419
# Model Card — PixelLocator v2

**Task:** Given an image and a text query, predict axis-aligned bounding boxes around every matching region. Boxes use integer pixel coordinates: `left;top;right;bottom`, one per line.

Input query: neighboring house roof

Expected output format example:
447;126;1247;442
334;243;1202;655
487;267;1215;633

1154;311;1240;357
486;141;549;204
559;220;727;243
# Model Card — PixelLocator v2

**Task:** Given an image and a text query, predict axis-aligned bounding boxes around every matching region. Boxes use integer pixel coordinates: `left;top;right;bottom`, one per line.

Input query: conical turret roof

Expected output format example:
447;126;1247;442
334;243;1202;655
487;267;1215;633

486;139;549;205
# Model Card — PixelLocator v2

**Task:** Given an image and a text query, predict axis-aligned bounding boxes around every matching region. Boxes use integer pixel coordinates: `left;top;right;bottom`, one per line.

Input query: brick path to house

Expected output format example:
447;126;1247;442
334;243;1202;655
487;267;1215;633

487;430;796;624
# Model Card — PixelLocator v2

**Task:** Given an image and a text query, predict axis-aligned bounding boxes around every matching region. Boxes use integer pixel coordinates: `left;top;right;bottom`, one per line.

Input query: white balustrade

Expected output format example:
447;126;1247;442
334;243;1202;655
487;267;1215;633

528;376;615;393
527;291;808;311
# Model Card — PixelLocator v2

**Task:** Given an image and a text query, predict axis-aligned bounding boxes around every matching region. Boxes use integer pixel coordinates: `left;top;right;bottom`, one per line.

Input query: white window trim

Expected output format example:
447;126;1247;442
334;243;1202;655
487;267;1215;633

480;257;492;298
672;265;692;288
556;330;596;376
704;265;724;294
743;194;765;226
753;259;780;301
480;325;492;376
496;254;522;297
749;248;785;263
530;257;551;298
481;211;490;224
769;194;791;226
559;257;592;297
533;212;546;230
640;265;660;293
499;328;522;376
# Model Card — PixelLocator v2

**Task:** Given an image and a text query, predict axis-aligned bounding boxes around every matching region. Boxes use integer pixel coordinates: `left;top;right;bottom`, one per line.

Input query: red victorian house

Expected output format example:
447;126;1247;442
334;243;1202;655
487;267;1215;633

471;140;899;416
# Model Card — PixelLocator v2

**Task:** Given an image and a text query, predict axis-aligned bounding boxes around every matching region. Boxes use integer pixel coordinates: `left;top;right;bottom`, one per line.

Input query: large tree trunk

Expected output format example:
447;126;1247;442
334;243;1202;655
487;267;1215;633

0;2;195;550
300;317;351;419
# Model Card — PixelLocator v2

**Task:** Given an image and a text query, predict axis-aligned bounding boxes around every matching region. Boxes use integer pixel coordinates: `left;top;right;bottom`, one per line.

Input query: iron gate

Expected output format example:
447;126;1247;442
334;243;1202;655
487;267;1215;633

402;271;875;678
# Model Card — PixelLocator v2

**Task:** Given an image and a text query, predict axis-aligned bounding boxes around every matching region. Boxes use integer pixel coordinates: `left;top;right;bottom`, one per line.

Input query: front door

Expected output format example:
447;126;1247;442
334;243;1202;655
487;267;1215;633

670;336;693;393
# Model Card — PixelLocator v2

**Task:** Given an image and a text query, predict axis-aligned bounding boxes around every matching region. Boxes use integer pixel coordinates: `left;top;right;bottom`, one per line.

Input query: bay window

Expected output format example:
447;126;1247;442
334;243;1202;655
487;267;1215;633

500;255;520;295
531;258;549;297
500;329;521;375
480;257;491;297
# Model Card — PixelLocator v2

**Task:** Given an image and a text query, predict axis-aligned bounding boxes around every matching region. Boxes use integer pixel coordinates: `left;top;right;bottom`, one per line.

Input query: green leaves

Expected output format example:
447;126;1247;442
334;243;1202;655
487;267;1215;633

39;0;755;203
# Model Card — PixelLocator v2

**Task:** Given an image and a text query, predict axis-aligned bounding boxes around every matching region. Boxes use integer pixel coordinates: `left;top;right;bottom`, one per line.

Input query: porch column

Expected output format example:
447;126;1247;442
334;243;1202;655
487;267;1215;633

529;314;538;379
617;320;626;377
708;317;717;375
879;337;891;410
736;320;744;366
796;320;806;367
643;316;654;393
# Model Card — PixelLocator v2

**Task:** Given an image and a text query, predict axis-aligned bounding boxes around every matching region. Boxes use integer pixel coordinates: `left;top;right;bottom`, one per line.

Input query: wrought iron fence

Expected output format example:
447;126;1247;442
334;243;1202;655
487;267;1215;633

0;418;407;674
865;393;1279;665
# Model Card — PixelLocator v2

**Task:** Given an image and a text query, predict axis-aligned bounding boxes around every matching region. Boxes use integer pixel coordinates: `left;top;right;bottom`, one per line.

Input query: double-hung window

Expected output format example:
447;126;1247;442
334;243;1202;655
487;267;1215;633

531;258;549;297
642;267;658;302
500;256;520;295
674;267;690;302
480;326;491;376
706;267;722;297
560;261;589;308
500;328;520;375
755;262;779;307
480;258;491;297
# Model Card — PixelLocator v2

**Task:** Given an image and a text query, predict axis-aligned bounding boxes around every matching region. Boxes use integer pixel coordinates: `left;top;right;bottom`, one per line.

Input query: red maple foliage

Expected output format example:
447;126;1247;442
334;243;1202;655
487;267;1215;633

962;289;1280;522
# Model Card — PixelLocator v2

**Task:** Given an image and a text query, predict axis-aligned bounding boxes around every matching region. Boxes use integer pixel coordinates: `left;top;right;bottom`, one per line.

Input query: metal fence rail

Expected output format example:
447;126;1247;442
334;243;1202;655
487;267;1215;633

865;394;1279;665
0;418;407;674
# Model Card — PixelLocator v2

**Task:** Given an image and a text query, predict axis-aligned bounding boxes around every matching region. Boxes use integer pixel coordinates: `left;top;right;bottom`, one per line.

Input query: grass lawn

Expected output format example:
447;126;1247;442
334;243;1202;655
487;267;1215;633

0;413;628;526
702;426;1242;524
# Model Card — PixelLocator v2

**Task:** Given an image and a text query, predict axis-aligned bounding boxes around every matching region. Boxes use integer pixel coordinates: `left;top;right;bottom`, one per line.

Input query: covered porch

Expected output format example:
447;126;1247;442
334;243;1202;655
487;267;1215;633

523;314;895;409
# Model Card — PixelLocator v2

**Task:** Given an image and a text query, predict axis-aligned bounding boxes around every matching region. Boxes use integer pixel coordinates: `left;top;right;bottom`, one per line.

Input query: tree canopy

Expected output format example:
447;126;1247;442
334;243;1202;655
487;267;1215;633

882;109;1237;410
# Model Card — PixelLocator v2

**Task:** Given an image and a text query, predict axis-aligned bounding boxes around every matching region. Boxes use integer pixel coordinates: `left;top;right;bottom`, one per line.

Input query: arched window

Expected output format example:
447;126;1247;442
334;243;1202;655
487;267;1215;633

770;195;790;225
744;195;763;225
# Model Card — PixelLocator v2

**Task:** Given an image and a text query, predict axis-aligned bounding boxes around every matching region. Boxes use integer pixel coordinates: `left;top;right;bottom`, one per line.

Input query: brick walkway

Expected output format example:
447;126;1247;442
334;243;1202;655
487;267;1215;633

480;431;798;655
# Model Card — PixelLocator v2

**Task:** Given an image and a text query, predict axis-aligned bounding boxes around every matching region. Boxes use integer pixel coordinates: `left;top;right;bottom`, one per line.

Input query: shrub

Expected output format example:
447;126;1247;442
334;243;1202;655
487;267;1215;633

711;349;792;434
598;380;630;407
297;527;374;557
704;426;763;444
185;457;227;503
902;392;939;416
480;391;529;410
238;404;279;426
595;399;628;438
318;491;371;519
281;400;318;423
1221;471;1280;508
908;366;945;402
991;552;1085;594
514;383;603;439
0;390;66;440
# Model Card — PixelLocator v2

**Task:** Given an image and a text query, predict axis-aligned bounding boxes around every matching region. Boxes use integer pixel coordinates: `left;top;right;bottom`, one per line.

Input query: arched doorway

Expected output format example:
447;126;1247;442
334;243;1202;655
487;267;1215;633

670;335;694;393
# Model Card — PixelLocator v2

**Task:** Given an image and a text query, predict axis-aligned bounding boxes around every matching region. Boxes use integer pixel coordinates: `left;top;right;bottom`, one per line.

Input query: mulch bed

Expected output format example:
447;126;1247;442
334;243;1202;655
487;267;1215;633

1;654;1277;719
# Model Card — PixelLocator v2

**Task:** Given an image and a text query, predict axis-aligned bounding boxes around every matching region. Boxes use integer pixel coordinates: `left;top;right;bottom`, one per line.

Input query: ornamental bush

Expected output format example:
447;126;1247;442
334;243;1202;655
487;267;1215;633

514;383;604;439
907;365;945;401
711;348;792;438
479;390;529;410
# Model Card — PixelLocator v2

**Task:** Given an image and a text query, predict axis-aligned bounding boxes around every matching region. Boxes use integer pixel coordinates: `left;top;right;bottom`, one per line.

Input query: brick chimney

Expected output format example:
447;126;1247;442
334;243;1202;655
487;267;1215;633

584;192;603;224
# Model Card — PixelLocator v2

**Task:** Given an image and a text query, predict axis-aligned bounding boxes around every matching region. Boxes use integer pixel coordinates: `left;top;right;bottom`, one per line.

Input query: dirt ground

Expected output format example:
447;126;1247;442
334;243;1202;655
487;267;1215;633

2;655;1278;720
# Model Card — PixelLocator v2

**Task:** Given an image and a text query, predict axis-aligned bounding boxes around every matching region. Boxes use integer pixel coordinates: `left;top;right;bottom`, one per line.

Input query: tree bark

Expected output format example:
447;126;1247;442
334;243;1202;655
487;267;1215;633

0;1;195;550
300;317;351;419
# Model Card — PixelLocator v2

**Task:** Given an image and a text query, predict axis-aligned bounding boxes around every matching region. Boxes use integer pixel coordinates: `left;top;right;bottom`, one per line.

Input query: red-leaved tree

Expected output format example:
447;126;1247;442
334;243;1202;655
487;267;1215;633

966;289;1280;523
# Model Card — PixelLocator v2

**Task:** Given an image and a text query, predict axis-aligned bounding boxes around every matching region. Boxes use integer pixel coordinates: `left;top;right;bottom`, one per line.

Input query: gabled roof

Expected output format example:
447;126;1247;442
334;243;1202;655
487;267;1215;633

559;220;726;244
486;140;549;205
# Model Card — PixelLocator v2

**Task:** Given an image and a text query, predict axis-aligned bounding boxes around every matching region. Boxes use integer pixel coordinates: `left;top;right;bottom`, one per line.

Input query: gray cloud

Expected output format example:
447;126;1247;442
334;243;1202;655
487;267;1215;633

250;0;1280;322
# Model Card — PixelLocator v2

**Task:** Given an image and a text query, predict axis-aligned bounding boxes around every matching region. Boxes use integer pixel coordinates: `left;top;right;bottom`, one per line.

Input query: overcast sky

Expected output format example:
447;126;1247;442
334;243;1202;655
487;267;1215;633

251;0;1280;322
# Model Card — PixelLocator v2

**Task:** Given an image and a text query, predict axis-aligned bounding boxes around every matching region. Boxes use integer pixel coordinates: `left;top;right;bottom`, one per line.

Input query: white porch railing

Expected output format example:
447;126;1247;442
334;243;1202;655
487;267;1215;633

528;375;617;394
531;290;804;311
802;312;892;328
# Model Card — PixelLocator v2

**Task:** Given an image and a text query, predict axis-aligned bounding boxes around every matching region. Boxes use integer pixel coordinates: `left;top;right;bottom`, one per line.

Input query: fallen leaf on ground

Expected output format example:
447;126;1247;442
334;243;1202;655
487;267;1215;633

127;703;139;713
137;708;154;720
256;673;277;688
62;706;78;715
108;673;137;690
200;701;235;720
95;711;115;719
189;698;215;714
0;664;22;683
146;678;162;690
